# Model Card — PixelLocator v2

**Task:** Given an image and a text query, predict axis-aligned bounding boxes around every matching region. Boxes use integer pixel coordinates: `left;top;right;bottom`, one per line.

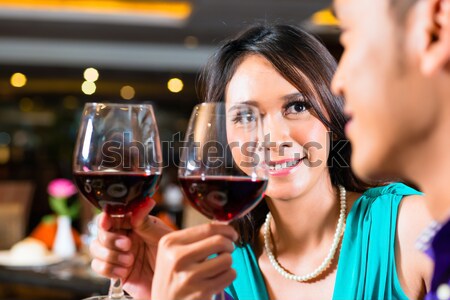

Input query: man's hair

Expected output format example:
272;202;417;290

390;0;419;22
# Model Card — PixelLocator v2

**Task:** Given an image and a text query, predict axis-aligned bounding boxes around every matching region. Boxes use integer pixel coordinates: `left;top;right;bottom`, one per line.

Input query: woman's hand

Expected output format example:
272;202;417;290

151;223;238;300
90;198;174;299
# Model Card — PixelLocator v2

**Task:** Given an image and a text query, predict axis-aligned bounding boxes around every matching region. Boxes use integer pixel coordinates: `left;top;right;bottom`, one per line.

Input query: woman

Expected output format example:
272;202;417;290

90;25;433;300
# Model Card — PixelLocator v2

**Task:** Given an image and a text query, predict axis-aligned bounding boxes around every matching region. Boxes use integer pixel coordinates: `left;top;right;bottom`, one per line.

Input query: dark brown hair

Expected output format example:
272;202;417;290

197;24;370;246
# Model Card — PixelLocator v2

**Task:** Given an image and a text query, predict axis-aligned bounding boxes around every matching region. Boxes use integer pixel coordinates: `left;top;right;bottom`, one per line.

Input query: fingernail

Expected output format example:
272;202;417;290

115;238;128;249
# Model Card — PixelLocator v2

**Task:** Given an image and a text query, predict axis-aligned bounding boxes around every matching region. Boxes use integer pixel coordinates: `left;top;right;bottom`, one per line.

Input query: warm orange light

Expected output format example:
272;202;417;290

311;8;339;26
0;1;192;20
10;73;27;88
120;85;135;100
0;145;10;164
167;78;183;93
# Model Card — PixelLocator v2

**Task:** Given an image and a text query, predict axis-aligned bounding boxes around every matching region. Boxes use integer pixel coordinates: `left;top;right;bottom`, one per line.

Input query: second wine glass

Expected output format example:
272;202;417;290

179;102;268;222
178;102;268;299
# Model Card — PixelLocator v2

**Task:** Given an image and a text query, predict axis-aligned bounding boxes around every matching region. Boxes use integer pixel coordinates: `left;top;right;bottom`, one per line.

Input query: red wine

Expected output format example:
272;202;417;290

74;172;161;215
179;176;267;222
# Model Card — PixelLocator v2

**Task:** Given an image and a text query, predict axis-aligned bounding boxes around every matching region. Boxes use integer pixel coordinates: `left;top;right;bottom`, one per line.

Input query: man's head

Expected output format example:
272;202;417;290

332;0;450;182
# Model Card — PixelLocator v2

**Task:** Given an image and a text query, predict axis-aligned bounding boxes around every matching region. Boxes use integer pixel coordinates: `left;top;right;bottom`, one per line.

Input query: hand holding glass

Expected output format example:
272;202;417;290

178;102;268;298
73;103;162;300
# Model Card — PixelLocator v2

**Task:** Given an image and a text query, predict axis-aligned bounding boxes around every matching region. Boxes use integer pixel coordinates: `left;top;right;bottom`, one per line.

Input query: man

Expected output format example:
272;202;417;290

332;0;450;298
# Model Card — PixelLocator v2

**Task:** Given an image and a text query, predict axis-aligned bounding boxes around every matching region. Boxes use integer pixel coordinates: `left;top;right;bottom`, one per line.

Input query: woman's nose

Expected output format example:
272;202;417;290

262;115;292;152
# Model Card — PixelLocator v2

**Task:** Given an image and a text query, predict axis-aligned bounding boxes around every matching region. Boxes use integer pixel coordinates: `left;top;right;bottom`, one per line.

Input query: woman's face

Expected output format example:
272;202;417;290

225;54;331;200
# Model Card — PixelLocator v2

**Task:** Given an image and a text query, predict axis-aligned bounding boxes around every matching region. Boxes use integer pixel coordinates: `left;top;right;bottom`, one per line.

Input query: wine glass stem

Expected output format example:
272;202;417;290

212;220;229;300
212;290;226;300
109;278;125;299
108;215;127;300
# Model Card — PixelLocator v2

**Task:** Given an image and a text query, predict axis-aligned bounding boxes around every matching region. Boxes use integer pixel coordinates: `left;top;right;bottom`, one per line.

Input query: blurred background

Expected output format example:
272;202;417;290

0;1;341;298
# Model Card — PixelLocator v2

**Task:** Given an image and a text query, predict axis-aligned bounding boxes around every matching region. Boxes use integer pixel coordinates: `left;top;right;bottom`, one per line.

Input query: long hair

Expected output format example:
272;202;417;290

197;24;370;246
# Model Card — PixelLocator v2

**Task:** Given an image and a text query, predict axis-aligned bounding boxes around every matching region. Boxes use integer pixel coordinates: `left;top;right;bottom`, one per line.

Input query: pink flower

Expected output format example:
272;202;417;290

47;178;77;198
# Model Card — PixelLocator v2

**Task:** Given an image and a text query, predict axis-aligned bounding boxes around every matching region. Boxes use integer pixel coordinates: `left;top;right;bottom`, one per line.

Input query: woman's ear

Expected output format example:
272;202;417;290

419;0;450;75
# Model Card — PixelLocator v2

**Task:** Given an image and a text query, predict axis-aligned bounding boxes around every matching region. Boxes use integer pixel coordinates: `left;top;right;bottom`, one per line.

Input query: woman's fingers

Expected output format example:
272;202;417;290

155;255;236;300
98;212;112;231
204;268;237;296
176;265;236;300
150;224;238;300
91;258;130;279
164;223;238;245
182;235;235;263
90;239;134;267
130;197;156;227
97;227;132;252
128;197;173;246
190;252;234;280
133;215;174;246
157;224;237;271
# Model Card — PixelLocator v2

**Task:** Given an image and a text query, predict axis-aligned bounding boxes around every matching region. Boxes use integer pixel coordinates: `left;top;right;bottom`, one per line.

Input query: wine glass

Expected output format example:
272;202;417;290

73;103;162;300
178;102;268;299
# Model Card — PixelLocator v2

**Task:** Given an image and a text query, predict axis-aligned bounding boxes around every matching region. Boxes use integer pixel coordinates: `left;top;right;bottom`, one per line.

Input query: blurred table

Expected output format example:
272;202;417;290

0;255;109;300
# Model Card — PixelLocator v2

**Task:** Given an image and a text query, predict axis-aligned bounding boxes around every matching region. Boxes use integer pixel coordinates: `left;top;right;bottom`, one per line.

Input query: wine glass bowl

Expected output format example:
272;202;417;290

73;103;162;217
178;102;268;222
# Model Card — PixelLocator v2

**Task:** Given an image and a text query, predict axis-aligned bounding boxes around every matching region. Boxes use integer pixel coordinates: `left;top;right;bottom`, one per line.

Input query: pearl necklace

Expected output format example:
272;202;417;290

263;185;347;282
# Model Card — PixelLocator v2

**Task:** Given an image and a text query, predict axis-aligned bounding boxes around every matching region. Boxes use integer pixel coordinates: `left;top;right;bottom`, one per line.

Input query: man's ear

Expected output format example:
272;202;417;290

420;0;450;75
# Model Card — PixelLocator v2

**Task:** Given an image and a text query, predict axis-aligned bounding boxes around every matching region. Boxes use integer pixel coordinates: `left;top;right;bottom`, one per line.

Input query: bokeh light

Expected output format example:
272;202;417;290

10;73;27;88
82;81;96;95
167;78;183;93
83;68;99;82
120;85;135;100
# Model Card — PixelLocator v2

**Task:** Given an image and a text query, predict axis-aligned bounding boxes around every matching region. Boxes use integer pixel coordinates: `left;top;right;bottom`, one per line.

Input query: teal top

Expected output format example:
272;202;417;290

225;183;421;300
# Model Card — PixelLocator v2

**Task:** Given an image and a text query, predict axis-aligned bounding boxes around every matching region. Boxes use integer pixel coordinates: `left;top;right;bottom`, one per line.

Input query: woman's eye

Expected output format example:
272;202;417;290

284;101;310;115
231;111;257;124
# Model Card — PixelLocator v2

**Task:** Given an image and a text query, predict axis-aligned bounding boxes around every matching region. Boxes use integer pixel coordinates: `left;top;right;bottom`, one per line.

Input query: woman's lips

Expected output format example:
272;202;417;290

267;158;305;177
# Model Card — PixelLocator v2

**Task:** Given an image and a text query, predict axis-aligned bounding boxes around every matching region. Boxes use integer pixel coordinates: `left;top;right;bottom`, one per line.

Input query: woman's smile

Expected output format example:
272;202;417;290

267;157;306;177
